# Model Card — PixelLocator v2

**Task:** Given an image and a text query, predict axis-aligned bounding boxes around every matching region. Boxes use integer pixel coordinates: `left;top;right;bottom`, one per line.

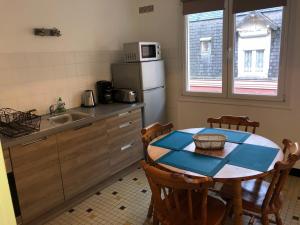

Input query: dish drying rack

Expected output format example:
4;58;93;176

0;108;41;138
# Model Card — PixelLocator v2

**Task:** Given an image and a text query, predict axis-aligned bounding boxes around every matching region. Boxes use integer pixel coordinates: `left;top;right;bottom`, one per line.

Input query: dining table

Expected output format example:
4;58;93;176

147;127;284;225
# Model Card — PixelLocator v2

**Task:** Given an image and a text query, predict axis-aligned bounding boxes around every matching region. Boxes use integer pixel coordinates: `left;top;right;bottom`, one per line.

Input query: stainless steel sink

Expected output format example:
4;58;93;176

48;112;91;125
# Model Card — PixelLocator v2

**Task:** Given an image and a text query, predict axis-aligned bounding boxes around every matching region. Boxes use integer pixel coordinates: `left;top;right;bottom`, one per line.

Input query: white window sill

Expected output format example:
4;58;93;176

178;94;291;111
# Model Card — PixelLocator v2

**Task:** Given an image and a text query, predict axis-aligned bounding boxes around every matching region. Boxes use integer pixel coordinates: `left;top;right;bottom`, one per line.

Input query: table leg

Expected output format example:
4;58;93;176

232;180;243;225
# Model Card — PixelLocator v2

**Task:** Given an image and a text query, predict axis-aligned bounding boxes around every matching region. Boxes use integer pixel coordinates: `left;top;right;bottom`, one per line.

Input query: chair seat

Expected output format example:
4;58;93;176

220;179;282;213
161;194;226;225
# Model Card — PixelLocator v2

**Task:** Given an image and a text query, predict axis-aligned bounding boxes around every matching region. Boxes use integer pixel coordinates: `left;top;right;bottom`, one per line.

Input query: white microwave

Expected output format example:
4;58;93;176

123;42;161;62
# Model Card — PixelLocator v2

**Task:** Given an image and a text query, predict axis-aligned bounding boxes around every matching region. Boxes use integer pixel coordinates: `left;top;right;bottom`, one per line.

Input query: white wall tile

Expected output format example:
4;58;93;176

0;50;118;115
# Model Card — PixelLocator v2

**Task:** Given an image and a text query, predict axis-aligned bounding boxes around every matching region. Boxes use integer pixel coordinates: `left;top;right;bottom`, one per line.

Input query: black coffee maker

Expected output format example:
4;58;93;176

96;81;113;104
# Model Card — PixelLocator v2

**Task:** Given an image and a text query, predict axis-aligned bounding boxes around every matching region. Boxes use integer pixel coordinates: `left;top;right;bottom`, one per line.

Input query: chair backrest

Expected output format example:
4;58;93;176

263;139;300;210
207;115;260;133
141;160;213;225
141;122;173;149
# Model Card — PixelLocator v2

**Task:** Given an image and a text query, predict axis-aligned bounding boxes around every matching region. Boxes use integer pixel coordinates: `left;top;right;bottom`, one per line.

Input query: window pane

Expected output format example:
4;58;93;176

244;50;252;72
186;10;223;93
256;50;264;72
233;7;283;96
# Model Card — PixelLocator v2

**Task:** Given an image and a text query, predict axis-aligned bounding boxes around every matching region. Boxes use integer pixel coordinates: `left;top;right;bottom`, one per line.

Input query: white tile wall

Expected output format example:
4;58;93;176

0;51;122;115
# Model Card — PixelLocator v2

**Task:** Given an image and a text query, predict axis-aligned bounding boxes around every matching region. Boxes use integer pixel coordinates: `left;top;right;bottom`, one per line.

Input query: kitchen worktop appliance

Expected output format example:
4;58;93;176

112;89;137;103
96;81;113;104
81;90;96;107
123;42;161;62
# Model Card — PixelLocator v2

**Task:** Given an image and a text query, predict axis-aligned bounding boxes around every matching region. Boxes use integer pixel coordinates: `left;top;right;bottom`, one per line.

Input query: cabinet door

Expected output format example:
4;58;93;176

57;121;109;200
10;136;64;223
107;109;143;174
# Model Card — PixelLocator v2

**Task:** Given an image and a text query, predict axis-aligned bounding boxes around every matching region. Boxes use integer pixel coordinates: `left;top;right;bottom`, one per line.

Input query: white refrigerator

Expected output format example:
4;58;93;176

112;60;166;127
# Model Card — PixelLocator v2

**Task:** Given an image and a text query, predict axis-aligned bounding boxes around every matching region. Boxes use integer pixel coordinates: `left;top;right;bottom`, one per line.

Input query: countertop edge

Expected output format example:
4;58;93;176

1;103;144;149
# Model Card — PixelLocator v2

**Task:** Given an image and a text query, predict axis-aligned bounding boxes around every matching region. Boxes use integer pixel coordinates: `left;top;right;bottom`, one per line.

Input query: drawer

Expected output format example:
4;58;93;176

3;148;12;173
57;121;107;146
109;129;143;173
108;127;140;148
107;117;142;138
106;109;142;129
109;137;143;174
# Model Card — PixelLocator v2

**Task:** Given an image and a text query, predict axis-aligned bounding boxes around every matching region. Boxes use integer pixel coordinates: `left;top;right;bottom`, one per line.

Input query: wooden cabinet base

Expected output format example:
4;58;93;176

10;136;64;224
8;108;144;224
57;121;110;200
24;162;141;225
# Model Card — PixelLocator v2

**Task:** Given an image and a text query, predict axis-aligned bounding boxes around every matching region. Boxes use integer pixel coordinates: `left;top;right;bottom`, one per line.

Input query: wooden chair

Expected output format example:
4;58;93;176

207;115;260;133
141;160;227;225
219;139;300;225
141;122;174;155
141;122;173;223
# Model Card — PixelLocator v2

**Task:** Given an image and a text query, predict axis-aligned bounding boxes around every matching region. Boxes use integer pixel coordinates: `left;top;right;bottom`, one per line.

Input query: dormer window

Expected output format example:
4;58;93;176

236;11;278;79
200;37;212;55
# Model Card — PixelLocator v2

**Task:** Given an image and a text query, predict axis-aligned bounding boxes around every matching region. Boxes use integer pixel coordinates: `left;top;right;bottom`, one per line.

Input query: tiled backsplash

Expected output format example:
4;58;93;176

0;51;122;115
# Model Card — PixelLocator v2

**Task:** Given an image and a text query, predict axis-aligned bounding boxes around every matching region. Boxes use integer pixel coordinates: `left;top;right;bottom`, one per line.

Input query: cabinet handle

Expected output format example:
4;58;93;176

119;121;132;129
22;137;48;146
118;111;130;118
74;123;93;130
121;142;134;151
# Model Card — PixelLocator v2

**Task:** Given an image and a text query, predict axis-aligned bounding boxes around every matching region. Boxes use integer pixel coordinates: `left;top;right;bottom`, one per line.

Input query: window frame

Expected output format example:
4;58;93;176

183;6;229;98
182;0;291;102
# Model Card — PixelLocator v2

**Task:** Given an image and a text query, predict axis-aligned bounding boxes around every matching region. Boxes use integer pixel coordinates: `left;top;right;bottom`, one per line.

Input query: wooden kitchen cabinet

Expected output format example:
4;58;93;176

107;109;143;174
57;121;110;200
10;136;64;224
6;106;144;224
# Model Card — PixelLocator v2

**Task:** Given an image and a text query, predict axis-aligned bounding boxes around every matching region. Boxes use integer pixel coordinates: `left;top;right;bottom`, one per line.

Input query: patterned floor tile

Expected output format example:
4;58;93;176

44;166;300;225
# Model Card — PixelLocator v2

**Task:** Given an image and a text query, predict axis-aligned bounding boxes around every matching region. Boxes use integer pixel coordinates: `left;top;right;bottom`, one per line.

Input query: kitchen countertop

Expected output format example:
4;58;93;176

0;102;144;149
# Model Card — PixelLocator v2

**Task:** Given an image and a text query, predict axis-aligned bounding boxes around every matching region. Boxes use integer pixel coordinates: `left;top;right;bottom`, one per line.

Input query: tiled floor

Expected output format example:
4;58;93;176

45;166;300;225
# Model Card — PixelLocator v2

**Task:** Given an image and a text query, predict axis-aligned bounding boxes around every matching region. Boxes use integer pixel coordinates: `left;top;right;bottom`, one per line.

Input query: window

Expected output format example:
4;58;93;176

242;49;265;73
186;10;224;93
244;50;252;72
256;50;264;72
200;37;212;55
183;0;288;100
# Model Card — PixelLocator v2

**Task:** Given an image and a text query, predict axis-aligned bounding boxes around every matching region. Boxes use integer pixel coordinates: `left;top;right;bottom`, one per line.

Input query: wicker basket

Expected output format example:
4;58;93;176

192;134;226;150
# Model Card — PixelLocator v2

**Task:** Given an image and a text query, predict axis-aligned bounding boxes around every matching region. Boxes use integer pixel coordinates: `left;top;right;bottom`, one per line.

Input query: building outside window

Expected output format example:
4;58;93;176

235;11;277;80
187;10;224;93
184;0;287;99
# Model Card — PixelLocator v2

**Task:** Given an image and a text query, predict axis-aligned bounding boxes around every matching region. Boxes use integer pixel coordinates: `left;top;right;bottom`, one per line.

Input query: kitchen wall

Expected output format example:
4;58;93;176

0;0;138;114
135;0;300;168
135;0;182;126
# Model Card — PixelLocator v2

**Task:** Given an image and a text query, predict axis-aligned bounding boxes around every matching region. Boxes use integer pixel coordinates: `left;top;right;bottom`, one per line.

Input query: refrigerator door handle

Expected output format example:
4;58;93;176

143;86;165;92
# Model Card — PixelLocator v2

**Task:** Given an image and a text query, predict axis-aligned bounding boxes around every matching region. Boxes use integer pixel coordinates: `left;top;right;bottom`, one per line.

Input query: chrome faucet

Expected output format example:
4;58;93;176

49;104;56;115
